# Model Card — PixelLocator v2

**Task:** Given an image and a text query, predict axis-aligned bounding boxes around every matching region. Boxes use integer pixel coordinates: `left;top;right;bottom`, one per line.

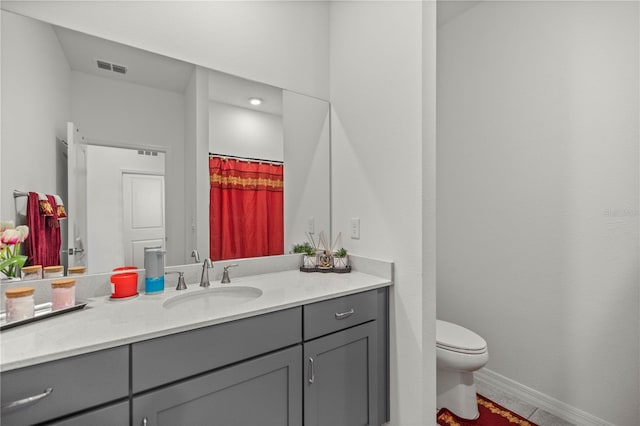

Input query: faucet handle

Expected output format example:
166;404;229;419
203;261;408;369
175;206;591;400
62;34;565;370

191;249;200;263
166;271;186;290
221;264;239;284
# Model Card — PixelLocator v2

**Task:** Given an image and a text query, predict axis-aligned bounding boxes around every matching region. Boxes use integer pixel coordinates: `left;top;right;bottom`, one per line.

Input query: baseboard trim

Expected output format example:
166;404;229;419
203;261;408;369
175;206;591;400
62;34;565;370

475;368;615;426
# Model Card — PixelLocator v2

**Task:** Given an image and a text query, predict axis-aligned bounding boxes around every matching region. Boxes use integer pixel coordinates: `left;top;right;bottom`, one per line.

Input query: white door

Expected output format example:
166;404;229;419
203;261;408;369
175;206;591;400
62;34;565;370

66;123;88;269
122;173;166;268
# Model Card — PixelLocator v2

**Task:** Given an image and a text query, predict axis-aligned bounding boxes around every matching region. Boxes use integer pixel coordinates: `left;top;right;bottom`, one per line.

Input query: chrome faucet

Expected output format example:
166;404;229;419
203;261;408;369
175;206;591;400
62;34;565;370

191;249;200;264
200;258;213;287
221;264;239;284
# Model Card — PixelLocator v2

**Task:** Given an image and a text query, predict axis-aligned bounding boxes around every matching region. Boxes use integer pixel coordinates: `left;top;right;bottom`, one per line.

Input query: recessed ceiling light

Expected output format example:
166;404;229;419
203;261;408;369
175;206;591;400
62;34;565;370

249;97;262;106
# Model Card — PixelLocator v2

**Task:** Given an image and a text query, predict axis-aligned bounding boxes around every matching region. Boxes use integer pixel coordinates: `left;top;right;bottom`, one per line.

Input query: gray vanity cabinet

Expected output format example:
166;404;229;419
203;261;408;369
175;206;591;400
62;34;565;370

131;307;302;393
304;321;377;426
0;286;389;426
133;345;302;426
131;307;303;426
0;346;129;426
48;401;129;426
303;288;388;426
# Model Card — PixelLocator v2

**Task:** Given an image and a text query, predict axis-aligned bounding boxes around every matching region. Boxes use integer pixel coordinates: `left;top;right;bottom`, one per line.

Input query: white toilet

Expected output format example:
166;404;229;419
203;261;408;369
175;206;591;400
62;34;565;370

436;320;489;420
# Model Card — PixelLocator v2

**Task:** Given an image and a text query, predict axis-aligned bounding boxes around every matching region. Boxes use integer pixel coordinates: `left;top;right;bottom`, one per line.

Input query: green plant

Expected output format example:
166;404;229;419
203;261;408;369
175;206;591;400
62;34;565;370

292;242;315;256
334;247;347;258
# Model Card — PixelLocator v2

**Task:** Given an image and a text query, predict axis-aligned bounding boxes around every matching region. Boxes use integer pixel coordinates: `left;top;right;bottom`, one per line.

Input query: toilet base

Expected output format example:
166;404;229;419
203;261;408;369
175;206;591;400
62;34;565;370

437;367;479;420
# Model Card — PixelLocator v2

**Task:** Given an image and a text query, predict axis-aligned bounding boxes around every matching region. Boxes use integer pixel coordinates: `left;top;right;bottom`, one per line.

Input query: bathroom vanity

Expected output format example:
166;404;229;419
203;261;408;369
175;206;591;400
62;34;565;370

1;265;391;426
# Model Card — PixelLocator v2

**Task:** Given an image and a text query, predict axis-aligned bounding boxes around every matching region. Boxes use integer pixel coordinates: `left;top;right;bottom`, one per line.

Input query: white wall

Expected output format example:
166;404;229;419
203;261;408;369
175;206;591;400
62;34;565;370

329;1;435;424
209;101;283;162
1;1;329;100
70;71;186;267
422;2;438;422
0;10;70;221
437;2;639;424
283;90;331;253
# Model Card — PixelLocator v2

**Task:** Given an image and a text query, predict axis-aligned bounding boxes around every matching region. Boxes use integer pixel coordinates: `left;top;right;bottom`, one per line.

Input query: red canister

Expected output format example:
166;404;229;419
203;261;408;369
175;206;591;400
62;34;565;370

110;272;138;298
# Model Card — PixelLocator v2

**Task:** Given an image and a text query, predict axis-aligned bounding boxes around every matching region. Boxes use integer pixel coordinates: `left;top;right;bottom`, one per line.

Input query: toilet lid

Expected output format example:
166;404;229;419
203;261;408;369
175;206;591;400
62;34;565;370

436;320;487;354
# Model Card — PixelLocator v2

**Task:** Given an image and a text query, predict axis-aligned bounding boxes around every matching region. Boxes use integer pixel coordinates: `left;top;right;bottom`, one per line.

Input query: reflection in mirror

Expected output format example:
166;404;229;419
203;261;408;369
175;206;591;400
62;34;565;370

1;10;331;275
208;70;284;260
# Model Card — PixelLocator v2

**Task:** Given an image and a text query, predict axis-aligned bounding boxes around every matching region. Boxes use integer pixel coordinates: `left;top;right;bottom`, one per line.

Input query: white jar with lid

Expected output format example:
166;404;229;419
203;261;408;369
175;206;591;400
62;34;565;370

51;279;76;310
21;265;43;281
67;266;87;276
44;265;64;279
5;287;35;322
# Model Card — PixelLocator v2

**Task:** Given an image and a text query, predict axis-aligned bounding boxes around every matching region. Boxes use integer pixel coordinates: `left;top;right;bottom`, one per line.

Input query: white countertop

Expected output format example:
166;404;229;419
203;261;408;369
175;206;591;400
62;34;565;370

1;269;391;372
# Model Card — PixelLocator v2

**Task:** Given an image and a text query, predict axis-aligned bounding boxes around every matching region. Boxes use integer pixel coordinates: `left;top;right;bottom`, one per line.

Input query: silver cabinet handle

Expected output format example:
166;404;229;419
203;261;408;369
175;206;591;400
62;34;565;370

1;387;53;411
142;417;148;426
334;308;355;319
308;357;315;384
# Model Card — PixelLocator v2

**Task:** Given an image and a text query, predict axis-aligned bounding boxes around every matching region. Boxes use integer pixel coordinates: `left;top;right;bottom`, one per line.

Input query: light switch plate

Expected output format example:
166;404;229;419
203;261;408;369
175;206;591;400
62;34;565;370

350;218;360;239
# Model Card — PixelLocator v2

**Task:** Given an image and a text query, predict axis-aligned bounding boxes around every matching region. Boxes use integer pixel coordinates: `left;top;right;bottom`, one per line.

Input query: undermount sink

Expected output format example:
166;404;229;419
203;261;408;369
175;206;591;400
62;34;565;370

163;286;263;310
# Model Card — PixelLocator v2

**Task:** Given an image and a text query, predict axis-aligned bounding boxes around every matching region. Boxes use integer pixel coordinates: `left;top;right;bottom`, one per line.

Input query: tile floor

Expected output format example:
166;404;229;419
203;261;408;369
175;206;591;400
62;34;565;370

476;381;576;426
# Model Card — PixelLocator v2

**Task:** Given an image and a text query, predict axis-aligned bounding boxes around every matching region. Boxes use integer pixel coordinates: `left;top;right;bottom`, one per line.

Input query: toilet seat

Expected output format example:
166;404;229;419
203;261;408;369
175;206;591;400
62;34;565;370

437;320;487;355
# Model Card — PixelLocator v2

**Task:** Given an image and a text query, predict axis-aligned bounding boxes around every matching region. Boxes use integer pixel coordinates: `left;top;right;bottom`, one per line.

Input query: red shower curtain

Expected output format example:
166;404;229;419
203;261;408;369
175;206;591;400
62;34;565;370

209;156;284;261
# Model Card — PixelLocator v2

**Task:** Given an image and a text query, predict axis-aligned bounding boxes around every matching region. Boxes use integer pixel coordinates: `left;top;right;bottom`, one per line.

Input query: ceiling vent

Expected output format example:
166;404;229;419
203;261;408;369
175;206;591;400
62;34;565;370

96;60;111;71
96;60;127;75
112;64;127;74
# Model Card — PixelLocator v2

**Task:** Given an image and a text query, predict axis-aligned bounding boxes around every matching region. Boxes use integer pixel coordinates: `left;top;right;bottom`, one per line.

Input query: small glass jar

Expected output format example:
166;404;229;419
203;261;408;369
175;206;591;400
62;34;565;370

5;287;35;322
51;279;76;310
67;266;87;276
21;265;43;281
43;265;64;279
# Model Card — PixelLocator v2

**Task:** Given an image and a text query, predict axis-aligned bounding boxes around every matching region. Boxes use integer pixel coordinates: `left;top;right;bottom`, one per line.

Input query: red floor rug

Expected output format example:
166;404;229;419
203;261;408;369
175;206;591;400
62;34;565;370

437;394;539;426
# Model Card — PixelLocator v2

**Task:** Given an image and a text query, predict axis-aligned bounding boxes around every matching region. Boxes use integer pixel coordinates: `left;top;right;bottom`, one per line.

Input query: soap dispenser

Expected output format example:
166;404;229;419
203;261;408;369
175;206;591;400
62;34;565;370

144;246;166;294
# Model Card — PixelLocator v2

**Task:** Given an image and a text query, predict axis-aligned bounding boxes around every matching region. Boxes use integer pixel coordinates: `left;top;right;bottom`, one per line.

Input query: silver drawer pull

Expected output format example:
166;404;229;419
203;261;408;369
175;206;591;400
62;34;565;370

334;308;355;319
142;417;149;426
2;387;53;411
308;357;315;384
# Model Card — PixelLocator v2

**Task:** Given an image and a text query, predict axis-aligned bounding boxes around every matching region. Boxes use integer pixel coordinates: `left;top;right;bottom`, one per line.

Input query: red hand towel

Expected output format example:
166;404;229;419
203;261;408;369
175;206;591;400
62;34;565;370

45;194;61;266
25;192;61;267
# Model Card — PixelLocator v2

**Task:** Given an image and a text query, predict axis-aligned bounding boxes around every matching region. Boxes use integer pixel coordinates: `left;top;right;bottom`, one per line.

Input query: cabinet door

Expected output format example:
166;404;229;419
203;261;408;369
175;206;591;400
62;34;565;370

0;346;129;426
304;321;378;426
133;345;302;426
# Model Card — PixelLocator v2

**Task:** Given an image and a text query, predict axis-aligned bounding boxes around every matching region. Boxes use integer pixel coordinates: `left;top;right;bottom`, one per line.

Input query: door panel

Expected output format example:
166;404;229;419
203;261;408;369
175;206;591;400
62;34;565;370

122;173;165;267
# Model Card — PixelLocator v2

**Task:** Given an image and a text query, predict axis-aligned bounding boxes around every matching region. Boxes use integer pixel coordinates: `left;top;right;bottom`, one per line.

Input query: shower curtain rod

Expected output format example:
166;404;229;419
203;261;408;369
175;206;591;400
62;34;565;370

209;153;283;165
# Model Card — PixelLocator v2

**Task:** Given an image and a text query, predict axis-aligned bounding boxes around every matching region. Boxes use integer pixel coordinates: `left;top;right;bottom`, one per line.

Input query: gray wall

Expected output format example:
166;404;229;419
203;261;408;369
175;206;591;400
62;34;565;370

437;2;639;424
283;90;330;253
70;71;186;267
1;11;71;221
0;1;329;100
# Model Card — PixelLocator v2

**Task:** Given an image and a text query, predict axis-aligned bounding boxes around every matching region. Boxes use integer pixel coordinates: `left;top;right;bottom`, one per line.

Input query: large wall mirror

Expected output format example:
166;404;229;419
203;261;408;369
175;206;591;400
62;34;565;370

1;10;331;274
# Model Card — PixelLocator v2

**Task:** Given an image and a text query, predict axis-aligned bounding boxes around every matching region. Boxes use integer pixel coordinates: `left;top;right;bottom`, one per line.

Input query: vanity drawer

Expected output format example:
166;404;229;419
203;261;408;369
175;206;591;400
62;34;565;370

132;307;302;392
304;290;378;341
0;346;129;426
